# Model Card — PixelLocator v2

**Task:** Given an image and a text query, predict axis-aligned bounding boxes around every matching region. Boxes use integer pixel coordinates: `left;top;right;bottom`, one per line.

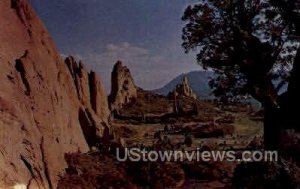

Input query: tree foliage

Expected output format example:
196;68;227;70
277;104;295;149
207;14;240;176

182;0;299;106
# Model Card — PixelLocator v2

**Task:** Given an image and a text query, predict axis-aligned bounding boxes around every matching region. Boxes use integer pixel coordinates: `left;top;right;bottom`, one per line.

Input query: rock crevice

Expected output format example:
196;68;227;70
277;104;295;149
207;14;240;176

0;0;111;188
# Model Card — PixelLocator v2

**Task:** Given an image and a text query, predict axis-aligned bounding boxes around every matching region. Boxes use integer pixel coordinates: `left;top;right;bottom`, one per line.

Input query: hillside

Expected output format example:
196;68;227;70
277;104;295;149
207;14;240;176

153;71;215;99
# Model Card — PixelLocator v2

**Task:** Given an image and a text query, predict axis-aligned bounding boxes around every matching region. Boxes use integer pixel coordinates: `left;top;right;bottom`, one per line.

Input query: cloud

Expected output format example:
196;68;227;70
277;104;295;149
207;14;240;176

83;42;173;90
71;42;200;93
87;42;159;67
105;42;149;57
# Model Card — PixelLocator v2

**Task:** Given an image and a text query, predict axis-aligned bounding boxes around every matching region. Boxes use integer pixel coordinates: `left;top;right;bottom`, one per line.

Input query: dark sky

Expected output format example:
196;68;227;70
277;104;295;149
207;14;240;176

30;0;201;91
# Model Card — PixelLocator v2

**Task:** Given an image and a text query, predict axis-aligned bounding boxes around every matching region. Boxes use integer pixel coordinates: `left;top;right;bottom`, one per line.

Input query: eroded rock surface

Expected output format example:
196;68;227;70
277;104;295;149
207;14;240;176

108;61;137;111
169;76;198;100
0;0;110;188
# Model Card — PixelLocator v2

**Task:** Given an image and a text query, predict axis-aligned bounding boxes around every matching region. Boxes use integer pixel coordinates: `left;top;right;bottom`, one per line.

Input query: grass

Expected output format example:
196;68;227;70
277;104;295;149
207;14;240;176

233;113;263;137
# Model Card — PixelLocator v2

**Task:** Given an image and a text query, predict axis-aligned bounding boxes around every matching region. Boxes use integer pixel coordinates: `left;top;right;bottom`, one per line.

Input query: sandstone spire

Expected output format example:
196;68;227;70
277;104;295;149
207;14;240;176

169;76;198;99
108;61;137;111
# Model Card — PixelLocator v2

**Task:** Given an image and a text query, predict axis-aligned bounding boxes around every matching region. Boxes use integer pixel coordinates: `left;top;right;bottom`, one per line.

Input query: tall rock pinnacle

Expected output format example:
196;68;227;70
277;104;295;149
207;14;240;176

108;61;137;111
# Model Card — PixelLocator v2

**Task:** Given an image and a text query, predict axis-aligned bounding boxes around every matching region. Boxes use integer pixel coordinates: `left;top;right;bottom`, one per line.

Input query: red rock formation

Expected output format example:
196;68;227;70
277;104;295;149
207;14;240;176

108;61;137;111
89;71;110;121
64;56;110;123
0;0;110;188
64;56;111;145
168;76;198;100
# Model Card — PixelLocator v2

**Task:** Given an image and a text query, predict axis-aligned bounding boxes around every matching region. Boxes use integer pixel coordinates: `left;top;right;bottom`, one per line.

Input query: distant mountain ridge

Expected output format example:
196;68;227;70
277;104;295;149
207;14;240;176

153;71;215;99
